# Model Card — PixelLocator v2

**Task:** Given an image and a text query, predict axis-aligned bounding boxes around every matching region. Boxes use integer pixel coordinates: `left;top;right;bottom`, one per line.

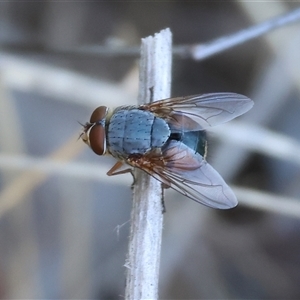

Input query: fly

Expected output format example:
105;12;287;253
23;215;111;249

80;93;253;209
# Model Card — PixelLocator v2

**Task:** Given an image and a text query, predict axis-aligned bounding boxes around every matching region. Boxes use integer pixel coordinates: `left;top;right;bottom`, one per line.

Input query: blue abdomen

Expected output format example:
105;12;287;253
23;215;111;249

107;108;170;158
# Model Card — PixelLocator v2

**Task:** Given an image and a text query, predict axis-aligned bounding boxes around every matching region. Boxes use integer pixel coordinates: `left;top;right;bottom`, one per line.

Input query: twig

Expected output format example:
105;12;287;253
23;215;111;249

3;7;300;62
2;153;300;220
0;133;84;219
210;122;300;166
125;28;172;300
189;7;300;60
233;186;300;219
0;53;133;108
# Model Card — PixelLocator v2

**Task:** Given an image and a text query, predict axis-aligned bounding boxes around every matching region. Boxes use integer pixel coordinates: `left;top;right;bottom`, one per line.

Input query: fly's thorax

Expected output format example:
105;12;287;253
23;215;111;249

104;105;136;132
106;107;170;159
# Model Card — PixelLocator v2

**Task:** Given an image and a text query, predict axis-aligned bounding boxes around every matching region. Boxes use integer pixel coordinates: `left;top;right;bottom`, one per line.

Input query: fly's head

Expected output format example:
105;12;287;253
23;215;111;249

80;106;109;155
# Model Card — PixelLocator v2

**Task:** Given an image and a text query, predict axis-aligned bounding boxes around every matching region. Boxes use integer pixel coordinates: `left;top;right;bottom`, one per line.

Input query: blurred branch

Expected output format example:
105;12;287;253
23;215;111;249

211;122;300;165
0;133;84;219
2;153;300;219
189;6;300;60
1;114;300;223
0;154;119;182
0;53;133;108
2;7;300;61
210;7;300;180
125;28;172;300
234;186;300;219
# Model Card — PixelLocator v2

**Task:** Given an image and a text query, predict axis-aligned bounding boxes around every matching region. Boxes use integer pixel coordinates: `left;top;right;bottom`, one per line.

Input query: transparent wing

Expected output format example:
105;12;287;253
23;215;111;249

142;92;253;131
127;141;237;209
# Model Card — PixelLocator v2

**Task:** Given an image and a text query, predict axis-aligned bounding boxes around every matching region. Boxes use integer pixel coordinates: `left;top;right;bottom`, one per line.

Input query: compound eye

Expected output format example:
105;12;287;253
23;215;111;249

89;124;106;155
90;106;108;123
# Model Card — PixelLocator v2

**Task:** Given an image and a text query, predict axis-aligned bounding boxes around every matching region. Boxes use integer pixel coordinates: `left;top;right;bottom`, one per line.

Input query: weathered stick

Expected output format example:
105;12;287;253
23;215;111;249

124;28;172;300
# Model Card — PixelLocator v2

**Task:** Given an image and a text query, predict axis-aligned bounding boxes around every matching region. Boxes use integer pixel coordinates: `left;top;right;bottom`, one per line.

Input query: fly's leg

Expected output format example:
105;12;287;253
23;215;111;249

161;191;166;214
107;161;133;176
128;155;166;213
149;86;154;102
107;161;136;187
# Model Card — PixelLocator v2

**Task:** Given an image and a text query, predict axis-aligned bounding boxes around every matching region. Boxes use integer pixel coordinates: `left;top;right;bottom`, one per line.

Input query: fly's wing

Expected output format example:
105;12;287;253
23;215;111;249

141;93;253;131
127;140;237;209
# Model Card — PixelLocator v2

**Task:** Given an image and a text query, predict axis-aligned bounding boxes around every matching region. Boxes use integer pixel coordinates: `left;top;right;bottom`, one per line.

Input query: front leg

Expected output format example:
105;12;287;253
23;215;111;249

107;161;133;176
107;161;136;188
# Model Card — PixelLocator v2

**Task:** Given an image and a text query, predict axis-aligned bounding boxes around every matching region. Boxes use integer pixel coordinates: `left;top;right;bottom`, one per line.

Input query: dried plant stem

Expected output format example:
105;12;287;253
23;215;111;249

234;186;300;219
190;7;300;60
0;133;84;219
6;7;300;62
125;28;172;300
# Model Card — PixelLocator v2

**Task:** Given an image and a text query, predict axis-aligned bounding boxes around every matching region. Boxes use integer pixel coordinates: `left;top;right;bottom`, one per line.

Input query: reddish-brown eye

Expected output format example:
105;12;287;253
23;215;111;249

90;106;107;123
89;125;106;155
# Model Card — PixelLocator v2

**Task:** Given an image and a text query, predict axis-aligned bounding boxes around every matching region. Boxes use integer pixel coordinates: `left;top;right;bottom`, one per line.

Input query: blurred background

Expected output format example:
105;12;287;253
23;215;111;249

1;1;300;299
